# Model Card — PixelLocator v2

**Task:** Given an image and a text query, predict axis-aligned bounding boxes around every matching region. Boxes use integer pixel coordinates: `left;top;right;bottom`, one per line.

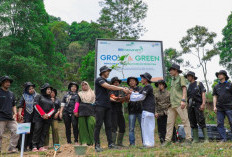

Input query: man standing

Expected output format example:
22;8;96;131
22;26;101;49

94;66;130;152
126;77;142;146
213;70;232;142
155;80;177;144
0;76;19;153
163;63;191;146
185;71;208;143
130;72;155;147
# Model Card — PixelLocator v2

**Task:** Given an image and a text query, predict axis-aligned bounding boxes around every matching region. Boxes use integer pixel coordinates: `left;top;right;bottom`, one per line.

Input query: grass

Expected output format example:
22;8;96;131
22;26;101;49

1;110;232;156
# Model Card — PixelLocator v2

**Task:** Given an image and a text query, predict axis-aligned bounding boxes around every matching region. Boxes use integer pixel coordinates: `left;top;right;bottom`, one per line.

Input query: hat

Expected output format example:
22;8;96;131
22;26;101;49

40;83;53;94
0;76;13;85
68;82;79;91
24;82;35;89
140;72;152;83
111;77;122;84
184;71;198;80
168;63;182;73
216;70;229;80
99;66;112;76
127;77;139;86
155;80;167;88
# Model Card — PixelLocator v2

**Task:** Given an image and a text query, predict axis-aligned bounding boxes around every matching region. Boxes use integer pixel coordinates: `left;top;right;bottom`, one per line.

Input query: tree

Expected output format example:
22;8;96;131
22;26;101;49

98;0;148;39
0;0;66;95
179;25;218;93
164;48;183;88
218;12;232;75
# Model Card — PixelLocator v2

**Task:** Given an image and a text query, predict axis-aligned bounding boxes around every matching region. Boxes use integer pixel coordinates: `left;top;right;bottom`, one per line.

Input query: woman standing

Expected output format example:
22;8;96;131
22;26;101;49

44;88;61;148
32;83;55;152
60;82;79;144
74;81;95;146
17;82;37;151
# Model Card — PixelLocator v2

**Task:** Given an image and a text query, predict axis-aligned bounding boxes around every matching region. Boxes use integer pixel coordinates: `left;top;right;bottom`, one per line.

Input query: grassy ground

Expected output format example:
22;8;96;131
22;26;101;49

1;109;232;157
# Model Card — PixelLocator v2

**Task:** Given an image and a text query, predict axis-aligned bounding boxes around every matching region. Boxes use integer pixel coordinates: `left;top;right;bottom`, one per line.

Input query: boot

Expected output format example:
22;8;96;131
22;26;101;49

112;132;117;145
202;128;209;143
117;133;125;147
192;128;199;143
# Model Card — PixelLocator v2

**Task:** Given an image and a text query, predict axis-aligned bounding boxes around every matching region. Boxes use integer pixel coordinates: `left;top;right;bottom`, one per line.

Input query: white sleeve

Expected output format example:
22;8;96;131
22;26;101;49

130;92;146;102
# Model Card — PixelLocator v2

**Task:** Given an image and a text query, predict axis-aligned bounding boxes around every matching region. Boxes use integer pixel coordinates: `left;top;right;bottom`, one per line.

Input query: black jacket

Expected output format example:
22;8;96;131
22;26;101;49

128;86;142;114
62;91;80;114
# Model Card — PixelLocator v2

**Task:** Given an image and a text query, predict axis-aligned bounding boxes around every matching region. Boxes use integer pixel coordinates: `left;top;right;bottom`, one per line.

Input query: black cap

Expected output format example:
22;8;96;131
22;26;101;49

127;77;139;86
168;63;182;73
0;76;13;85
140;72;152;83
184;71;198;80
216;70;229;80
111;77;122;84
155;80;167;88
40;83;53;94
99;66;112;76
68;82;79;91
24;82;35;89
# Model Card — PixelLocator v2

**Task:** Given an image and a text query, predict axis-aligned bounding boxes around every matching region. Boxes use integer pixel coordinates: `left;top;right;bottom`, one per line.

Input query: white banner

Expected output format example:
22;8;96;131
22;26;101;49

95;39;164;82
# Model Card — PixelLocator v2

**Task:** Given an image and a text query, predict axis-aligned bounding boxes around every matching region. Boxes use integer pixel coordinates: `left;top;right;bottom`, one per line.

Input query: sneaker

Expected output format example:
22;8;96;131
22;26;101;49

108;143;118;149
32;148;38;152
95;144;103;152
8;147;18;153
181;139;192;146
38;147;47;152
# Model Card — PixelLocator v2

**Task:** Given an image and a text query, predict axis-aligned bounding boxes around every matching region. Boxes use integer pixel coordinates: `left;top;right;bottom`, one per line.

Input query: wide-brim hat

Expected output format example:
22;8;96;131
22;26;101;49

111;77;122;84
68;82;79;91
99;66;112;76
140;72;152;83
127;77;139;86
0;76;13;85
40;83;53;93
24;82;35;89
155;80;167;88
168;63;182;73
216;70;229;80
184;71;198;80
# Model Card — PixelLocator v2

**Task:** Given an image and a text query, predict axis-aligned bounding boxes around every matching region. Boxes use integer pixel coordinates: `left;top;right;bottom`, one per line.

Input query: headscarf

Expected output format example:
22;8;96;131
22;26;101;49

78;81;95;104
23;86;37;114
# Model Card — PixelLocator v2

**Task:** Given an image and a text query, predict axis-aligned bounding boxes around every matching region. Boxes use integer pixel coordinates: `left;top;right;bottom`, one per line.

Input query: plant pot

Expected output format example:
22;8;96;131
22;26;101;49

74;145;87;156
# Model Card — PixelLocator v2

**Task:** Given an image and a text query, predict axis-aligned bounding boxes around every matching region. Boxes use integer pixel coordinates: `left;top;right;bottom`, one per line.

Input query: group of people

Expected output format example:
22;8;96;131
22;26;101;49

0;63;232;153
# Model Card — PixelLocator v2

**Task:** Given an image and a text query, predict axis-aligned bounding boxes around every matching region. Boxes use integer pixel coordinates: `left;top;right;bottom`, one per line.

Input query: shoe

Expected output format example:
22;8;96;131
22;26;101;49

38;147;47;152
108;143;118;149
161;141;171;147
192;128;199;143
202;128;209;143
95;144;103;152
181;139;192;146
32;148;38;152
8;147;18;153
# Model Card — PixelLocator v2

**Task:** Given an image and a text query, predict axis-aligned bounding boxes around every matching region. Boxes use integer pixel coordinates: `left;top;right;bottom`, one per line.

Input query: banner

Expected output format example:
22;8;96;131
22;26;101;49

95;39;164;82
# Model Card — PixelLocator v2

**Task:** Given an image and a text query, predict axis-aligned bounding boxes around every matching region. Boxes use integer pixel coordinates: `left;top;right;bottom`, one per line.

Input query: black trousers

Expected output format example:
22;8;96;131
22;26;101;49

63;111;79;143
157;115;177;143
32;120;51;149
188;105;206;129
94;106;112;145
111;108;125;133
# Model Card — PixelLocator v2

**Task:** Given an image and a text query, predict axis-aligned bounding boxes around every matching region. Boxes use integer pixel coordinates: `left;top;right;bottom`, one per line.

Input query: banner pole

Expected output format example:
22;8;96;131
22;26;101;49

20;133;25;157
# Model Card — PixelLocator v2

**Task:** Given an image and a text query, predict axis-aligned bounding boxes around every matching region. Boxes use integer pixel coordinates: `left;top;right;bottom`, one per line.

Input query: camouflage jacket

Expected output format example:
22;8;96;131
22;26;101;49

155;89;171;116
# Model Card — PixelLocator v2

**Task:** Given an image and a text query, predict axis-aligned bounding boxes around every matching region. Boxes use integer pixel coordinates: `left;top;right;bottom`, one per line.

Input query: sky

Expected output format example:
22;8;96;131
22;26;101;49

44;0;232;90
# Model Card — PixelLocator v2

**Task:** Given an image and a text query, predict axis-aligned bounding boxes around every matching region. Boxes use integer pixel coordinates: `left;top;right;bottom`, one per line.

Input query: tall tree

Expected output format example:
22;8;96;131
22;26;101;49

218;12;232;75
164;48;183;88
98;0;148;39
180;25;218;93
0;0;66;95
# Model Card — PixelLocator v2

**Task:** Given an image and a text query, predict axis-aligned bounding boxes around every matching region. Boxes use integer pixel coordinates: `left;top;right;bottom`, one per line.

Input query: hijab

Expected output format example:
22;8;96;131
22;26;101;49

78;81;95;104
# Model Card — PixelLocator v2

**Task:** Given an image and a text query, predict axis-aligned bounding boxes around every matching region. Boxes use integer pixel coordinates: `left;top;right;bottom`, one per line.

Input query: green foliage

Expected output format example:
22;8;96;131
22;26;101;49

164;48;183;88
111;54;129;79
98;0;148;39
0;0;66;96
218;12;232;76
79;51;96;83
179;25;218;93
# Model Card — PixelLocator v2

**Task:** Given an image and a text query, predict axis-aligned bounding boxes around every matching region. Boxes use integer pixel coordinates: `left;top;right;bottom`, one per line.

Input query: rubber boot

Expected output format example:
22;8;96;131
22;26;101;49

192;128;199;143
202;128;209;143
117;133;125;147
112;132;117;145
